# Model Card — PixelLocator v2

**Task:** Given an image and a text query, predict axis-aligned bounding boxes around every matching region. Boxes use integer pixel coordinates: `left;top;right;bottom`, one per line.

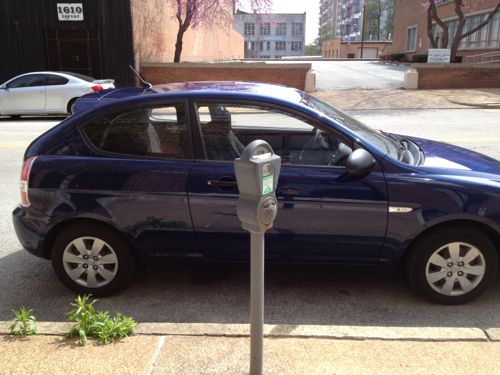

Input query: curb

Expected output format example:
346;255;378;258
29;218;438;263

447;99;500;109
0;322;496;342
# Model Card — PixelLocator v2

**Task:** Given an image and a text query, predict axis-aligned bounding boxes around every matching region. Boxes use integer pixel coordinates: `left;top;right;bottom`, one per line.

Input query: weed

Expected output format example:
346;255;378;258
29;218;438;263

66;294;136;345
9;307;37;336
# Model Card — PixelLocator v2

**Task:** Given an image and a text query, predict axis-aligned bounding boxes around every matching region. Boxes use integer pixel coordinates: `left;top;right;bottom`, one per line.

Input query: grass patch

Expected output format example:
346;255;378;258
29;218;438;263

9;307;37;336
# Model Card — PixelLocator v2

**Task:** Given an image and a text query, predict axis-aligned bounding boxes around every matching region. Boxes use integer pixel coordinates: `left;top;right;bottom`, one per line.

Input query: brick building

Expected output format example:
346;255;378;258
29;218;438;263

392;0;500;61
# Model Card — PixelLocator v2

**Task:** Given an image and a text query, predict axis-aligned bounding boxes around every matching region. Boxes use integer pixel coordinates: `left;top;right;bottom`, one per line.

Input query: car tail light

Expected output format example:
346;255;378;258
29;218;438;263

91;84;103;92
20;156;37;207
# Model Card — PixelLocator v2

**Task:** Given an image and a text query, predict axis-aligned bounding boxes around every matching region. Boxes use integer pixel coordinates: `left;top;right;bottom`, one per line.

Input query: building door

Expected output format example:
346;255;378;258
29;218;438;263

45;30;102;78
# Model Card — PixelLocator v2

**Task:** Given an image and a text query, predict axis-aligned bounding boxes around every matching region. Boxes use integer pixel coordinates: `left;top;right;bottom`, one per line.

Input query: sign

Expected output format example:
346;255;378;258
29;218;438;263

57;3;84;21
428;49;451;64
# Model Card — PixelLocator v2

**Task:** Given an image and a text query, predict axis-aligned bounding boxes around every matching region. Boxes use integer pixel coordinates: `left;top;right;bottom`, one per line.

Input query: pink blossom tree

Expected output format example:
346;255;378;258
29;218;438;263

424;0;500;61
170;0;273;62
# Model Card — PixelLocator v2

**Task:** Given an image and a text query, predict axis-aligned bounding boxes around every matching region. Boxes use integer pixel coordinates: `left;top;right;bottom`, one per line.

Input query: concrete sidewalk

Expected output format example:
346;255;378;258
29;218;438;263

1;323;500;375
314;88;500;111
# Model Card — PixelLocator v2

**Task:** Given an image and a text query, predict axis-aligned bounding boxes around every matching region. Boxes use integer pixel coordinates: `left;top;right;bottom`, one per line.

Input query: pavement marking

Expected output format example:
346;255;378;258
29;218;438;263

0;142;30;148
147;336;167;375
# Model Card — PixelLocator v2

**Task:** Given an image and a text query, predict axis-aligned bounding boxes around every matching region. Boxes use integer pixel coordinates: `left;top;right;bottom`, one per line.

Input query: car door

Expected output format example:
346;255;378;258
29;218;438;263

78;101;198;261
187;100;389;264
45;74;71;113
0;74;47;114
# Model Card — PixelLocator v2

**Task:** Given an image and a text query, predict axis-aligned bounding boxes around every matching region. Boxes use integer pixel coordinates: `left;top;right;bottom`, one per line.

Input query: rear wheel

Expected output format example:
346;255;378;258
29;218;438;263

406;228;498;304
51;223;135;296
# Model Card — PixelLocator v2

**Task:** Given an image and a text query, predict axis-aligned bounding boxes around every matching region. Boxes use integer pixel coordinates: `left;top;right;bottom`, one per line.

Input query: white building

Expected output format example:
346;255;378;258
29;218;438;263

234;11;306;59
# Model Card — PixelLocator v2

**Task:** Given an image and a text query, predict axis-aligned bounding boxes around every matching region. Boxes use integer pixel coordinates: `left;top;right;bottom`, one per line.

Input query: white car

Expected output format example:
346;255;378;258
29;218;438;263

0;71;115;118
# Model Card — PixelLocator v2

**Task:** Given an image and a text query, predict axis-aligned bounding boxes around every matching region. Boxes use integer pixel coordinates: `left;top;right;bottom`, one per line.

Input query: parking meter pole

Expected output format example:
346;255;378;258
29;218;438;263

250;231;265;375
234;140;281;375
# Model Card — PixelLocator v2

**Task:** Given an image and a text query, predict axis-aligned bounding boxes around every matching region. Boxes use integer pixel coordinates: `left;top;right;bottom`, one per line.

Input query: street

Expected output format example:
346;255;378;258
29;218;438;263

1;107;499;327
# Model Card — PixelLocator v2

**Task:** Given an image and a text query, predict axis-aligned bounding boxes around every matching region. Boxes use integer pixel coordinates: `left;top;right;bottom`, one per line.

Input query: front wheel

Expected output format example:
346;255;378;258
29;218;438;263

406;228;498;304
51;223;135;296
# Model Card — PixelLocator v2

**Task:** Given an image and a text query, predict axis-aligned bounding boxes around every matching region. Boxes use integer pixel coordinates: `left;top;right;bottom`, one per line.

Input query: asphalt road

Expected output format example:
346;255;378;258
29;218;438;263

311;61;407;91
0;109;499;328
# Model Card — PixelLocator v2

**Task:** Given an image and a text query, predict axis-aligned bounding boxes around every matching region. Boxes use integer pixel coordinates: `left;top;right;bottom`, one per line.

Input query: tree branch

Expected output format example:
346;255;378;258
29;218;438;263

457;3;500;41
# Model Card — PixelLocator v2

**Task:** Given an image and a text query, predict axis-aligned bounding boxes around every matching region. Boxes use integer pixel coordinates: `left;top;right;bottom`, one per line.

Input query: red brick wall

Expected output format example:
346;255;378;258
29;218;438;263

413;64;500;89
141;63;311;90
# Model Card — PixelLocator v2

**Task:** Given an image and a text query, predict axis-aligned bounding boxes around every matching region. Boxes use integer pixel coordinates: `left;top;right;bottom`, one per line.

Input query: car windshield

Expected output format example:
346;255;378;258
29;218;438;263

301;93;400;158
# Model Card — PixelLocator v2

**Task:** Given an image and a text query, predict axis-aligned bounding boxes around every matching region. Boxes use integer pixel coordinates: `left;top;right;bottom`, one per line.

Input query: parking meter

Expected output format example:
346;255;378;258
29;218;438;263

235;140;281;375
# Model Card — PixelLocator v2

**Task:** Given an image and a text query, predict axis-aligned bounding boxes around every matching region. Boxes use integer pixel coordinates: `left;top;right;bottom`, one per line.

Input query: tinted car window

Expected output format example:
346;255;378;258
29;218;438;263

83;105;191;159
196;103;351;166
47;74;69;86
7;74;47;88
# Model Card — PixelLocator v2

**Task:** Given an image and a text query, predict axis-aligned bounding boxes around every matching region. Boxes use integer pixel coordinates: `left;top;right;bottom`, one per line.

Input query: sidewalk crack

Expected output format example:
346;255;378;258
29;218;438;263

147;335;166;375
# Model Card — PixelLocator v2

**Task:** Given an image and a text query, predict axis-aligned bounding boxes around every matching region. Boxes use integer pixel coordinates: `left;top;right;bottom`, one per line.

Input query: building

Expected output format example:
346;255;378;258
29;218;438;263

392;0;500;61
0;0;243;86
336;0;363;41
322;39;391;58
234;11;306;59
319;0;337;42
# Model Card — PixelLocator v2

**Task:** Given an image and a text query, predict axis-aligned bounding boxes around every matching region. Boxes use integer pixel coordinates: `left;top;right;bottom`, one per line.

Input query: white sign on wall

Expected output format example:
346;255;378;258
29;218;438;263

57;3;84;21
428;49;451;64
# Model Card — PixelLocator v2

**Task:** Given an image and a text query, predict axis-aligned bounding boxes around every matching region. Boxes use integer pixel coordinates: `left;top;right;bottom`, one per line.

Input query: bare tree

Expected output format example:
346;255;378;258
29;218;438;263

425;0;500;61
170;0;273;62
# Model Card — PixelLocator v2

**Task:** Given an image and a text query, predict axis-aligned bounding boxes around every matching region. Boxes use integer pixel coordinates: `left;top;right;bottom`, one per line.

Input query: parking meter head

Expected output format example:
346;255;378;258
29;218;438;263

235;140;281;233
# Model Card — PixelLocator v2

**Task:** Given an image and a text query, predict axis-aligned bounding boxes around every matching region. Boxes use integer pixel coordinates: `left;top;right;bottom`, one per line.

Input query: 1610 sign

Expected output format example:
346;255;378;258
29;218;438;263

57;3;84;21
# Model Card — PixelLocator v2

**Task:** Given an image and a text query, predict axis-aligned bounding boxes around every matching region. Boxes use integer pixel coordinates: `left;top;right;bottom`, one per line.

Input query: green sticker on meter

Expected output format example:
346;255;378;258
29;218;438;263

262;175;274;195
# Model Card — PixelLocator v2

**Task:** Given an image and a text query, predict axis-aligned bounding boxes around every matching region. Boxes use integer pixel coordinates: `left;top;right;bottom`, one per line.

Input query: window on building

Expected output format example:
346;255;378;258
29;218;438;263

292;23;303;36
291;41;302;51
258;41;264;51
276;23;287;35
266;41;271;51
83;105;190;159
246;41;255;51
259;22;270;35
244;23;255;35
406;26;417;52
275;41;286;51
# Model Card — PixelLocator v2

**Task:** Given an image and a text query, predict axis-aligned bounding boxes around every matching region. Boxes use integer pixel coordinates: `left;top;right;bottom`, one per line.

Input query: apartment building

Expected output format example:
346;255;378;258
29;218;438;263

234;11;306;59
392;0;500;61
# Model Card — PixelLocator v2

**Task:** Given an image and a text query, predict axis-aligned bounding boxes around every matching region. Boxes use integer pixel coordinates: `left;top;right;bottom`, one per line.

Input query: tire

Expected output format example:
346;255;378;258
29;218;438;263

406;227;498;304
51;223;136;296
67;98;77;115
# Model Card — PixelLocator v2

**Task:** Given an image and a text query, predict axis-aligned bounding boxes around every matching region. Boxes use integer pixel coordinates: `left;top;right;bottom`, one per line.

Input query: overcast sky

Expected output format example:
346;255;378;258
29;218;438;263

271;0;319;44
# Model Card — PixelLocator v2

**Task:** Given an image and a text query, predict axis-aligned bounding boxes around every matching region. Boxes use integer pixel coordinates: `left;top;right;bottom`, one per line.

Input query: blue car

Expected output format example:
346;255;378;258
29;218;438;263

12;81;500;304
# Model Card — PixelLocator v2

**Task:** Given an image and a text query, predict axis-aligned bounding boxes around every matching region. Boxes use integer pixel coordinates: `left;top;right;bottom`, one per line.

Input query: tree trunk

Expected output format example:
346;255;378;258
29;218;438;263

174;28;185;63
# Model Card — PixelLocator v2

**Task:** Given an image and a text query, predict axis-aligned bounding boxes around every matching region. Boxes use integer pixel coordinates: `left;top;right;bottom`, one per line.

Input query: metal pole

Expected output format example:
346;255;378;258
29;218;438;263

360;4;366;58
249;231;265;375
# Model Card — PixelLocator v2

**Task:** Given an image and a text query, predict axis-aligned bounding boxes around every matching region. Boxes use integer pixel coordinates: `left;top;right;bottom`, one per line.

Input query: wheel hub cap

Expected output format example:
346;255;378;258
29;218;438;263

425;242;485;297
62;236;118;288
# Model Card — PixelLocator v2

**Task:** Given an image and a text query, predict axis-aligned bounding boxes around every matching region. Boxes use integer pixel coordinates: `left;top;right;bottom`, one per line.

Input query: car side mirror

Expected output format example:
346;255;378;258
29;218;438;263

345;149;376;177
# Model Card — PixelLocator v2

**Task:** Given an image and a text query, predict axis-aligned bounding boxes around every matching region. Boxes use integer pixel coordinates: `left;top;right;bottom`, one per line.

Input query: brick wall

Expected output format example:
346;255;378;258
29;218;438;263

141;63;312;90
412;64;500;89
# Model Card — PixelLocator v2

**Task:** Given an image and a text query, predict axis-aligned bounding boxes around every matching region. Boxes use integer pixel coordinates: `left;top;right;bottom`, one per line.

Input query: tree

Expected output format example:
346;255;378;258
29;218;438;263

170;0;273;62
363;0;394;41
425;0;500;61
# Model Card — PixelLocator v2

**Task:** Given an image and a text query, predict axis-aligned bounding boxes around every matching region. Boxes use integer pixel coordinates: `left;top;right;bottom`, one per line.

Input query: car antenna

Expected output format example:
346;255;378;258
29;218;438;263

128;65;152;89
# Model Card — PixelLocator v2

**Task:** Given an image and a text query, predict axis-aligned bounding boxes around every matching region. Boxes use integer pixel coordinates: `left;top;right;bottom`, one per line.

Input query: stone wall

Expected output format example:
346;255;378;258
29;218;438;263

141;62;312;91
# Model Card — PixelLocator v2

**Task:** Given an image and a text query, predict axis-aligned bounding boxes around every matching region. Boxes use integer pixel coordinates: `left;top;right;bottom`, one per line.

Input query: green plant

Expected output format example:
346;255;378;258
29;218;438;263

66;294;136;345
9;307;37;336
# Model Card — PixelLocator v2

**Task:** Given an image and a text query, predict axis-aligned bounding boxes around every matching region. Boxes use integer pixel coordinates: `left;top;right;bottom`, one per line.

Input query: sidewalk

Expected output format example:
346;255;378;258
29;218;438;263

314;88;500;111
1;323;500;374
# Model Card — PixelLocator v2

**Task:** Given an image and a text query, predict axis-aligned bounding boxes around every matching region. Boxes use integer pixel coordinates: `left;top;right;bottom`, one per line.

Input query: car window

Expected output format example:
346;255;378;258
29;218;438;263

7;74;47;88
46;74;69;86
83;105;191;159
195;103;352;167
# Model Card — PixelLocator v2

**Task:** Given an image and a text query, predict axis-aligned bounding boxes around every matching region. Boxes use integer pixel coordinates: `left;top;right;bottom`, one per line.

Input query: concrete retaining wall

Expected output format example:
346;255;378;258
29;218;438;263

140;62;314;91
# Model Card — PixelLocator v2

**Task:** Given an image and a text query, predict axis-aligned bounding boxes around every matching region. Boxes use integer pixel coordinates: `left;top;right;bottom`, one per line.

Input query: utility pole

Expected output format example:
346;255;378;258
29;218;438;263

360;4;366;58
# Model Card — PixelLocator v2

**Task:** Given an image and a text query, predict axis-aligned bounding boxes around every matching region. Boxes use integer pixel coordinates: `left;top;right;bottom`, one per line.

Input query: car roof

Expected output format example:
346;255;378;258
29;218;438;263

96;81;306;105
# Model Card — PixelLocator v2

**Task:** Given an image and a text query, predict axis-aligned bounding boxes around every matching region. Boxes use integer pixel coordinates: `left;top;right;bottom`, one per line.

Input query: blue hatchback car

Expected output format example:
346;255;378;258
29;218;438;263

12;81;500;304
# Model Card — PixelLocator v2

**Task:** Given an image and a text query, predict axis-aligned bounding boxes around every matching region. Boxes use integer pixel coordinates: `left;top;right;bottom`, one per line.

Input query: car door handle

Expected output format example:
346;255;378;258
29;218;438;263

207;180;237;188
